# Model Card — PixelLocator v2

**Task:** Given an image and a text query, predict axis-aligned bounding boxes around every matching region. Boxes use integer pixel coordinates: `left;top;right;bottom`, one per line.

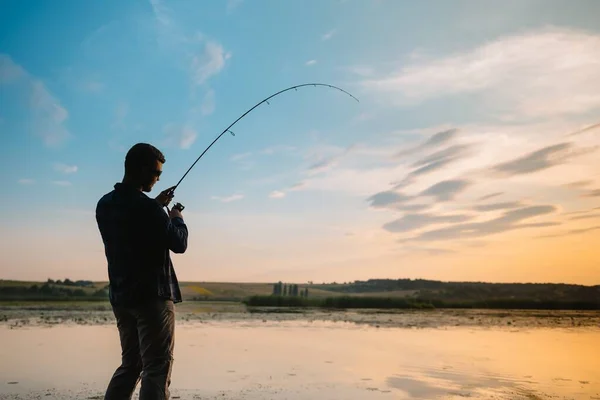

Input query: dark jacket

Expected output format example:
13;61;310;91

96;182;188;306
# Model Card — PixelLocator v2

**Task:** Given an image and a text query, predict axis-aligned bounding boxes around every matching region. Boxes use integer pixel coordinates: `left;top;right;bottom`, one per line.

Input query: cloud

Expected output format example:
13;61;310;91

260;145;297;155
361;27;600;118
406;144;473;179
404;205;558;242
82;81;104;93
211;193;244;203
567;122;600;137
164;123;197;149
307;144;355;176
478;192;503;201
383;213;473;233
1;55;71;147
269;190;286;199
539;225;600;239
305;60;317;66
18;179;35;185
491;142;595;176
52;180;72;187
230;152;252;162
53;163;78;174
396;129;459;158
569;213;600;221
227;0;243;12
28;81;70;146
200;89;215;115
112;101;129;130
149;1;231;88
472;201;524;212
191;40;231;85
322;29;336;41
564;180;593;189
419;179;471;202
582;189;600;198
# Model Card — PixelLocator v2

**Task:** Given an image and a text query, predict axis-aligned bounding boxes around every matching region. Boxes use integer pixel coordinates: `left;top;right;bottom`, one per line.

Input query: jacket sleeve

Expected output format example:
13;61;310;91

145;199;188;254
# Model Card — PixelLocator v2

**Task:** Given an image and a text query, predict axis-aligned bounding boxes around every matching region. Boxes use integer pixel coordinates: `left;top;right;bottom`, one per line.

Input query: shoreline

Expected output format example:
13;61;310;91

1;302;599;330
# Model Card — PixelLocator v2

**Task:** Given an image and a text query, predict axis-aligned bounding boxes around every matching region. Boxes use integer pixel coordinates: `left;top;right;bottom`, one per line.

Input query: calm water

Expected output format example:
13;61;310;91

0;320;598;399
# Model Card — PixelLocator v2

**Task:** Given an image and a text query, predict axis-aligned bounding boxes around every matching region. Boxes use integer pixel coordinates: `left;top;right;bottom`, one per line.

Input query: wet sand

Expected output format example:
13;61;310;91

1;305;599;399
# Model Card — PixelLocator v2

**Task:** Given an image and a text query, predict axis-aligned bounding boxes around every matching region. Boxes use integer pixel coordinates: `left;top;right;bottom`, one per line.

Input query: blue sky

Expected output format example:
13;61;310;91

1;0;600;284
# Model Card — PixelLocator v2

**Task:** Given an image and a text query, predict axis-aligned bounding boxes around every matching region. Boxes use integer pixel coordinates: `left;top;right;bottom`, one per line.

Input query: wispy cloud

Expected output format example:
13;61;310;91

305;60;317;66
404;205;558;243
112;101;129;130
321;29;336;41
478;192;503;201
191;40;231;86
227;0;243;12
269;190;286;199
539;225;600;239
18;179;35;185
420;179;472;202
564;180;593;189
383;213;473;233
307;144;355;176
53;163;78;174
395;128;459;158
491;142;595;176
582;189;600;198
472;201;524;212
200;89;216;116
211;193;244;203
1;54;70;146
362;28;600;118
163;123;197;149
149;0;231;90
260;145;297;155
51;180;72;187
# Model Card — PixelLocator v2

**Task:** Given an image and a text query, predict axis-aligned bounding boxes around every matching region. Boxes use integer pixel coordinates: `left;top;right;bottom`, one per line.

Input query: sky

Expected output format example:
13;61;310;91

1;0;600;285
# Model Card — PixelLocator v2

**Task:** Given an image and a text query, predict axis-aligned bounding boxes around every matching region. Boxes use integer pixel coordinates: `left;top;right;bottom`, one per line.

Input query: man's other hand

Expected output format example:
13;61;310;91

156;186;176;206
169;208;183;219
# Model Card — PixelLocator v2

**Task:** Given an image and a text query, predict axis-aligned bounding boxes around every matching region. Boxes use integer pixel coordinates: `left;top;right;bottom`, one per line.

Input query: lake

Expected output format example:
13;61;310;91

0;309;599;399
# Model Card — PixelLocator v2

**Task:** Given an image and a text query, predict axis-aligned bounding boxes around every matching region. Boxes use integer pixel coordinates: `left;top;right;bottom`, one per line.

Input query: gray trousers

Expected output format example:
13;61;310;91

105;299;175;400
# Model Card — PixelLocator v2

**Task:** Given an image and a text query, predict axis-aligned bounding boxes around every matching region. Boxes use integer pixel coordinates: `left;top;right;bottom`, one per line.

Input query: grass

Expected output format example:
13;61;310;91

243;295;435;309
243;295;600;310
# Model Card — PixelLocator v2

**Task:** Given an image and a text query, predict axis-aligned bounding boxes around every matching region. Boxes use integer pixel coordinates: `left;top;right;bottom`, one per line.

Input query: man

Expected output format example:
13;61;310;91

96;143;188;400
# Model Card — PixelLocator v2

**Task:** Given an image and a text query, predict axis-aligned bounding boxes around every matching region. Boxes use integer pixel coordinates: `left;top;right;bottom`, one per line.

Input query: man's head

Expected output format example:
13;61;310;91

124;143;166;192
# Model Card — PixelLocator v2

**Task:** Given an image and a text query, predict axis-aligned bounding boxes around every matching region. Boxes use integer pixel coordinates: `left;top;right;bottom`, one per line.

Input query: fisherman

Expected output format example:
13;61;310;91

95;142;188;400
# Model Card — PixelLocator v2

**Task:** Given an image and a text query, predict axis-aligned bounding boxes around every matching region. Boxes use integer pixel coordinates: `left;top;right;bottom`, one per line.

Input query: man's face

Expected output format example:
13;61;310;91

141;160;163;192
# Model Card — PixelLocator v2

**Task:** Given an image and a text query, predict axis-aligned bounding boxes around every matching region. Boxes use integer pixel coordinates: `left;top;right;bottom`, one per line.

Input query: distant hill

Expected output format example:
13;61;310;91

1;278;598;309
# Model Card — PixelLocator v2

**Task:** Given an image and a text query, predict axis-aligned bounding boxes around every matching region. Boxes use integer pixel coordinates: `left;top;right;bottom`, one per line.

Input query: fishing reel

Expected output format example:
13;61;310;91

172;202;185;212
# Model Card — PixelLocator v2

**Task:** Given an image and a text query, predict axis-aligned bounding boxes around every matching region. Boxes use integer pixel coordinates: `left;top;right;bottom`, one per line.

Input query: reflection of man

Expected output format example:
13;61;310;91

96;143;188;399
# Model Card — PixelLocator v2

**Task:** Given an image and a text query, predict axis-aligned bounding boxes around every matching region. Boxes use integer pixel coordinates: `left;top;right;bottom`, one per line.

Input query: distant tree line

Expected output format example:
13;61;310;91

0;280;108;301
46;278;95;288
272;282;309;298
315;278;600;304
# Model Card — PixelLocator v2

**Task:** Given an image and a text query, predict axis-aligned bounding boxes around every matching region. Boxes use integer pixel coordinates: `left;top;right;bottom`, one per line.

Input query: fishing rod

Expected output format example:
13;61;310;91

166;83;359;212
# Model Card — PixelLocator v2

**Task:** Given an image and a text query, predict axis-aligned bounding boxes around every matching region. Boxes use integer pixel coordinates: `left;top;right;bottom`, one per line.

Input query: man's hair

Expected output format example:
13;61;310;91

124;143;166;176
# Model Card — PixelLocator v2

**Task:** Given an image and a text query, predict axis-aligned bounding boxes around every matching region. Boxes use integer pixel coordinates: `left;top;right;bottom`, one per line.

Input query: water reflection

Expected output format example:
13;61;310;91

0;321;598;399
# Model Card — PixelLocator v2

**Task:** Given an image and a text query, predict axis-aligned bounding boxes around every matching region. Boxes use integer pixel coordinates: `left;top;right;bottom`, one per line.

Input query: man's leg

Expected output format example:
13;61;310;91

105;306;143;400
137;299;175;400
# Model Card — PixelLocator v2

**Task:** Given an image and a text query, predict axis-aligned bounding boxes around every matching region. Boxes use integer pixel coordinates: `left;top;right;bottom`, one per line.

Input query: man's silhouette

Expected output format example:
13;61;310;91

96;143;188;399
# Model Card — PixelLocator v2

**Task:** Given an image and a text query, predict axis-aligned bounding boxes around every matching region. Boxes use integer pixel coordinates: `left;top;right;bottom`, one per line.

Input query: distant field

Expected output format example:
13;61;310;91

179;282;345;301
2;279;597;311
0;280;403;302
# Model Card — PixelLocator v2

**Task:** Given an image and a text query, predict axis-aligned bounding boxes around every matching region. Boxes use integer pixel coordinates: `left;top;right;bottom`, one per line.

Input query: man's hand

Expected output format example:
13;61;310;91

155;186;176;207
169;207;183;219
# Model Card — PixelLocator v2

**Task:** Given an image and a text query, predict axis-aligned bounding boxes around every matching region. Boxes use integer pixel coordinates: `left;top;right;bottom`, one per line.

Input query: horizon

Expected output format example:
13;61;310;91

2;277;599;288
1;0;600;285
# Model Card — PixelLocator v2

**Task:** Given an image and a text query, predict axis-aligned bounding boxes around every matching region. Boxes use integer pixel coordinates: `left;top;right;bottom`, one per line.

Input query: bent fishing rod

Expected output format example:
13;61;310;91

166;83;359;212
